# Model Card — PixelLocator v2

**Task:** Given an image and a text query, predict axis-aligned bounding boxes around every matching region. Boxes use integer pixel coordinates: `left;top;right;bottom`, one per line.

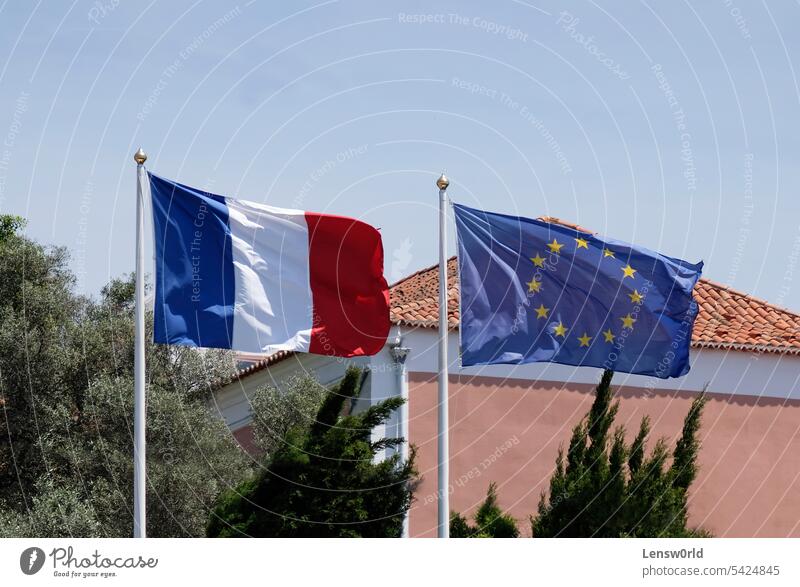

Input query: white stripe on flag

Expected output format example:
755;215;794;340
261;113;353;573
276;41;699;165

225;198;314;353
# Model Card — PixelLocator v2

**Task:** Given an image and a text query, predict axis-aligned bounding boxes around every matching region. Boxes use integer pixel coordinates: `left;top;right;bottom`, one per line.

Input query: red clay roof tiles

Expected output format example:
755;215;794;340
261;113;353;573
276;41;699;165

229;218;800;382
390;256;800;355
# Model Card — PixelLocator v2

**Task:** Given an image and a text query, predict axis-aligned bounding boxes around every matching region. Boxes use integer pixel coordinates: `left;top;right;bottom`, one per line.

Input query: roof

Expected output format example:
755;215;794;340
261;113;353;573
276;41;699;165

391;257;800;356
224;217;800;385
388;216;606;330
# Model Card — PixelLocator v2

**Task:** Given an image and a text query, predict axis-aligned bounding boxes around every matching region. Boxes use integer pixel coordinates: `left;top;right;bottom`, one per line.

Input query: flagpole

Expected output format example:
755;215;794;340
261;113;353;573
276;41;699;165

436;173;450;538
133;147;147;538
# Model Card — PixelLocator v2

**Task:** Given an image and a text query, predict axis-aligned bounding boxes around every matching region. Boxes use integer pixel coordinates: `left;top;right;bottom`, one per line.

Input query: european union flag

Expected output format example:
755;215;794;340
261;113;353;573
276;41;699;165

454;204;703;378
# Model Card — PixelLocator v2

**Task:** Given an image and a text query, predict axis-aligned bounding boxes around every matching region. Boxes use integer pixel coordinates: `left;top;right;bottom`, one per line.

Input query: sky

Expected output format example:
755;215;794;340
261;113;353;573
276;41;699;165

1;0;799;311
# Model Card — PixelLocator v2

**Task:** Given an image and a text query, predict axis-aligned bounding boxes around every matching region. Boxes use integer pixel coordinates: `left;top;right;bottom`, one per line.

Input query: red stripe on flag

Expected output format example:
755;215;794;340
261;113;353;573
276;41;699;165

304;212;390;357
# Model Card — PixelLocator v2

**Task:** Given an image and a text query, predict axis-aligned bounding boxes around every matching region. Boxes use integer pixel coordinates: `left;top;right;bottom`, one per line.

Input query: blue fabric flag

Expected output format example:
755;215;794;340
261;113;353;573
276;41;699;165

454;203;704;378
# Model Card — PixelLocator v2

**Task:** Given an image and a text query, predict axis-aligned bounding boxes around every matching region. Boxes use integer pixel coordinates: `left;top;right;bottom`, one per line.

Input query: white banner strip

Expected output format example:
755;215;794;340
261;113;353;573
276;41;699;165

2;538;799;586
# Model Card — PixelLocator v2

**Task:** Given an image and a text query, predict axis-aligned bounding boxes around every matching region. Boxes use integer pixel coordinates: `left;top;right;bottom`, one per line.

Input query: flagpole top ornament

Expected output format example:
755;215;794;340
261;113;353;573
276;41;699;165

134;148;147;165
436;173;449;191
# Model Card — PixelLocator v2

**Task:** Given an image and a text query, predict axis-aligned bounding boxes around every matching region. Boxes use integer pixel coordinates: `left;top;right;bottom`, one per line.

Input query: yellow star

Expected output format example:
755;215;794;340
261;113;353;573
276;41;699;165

534;304;550;319
621;264;637;279
574;237;589;249
628;289;644;304
603;248;615;258
620;314;636;329
530;253;545;267
527;277;542;293
602;328;615;343
578;333;592;347
553;322;567;338
547;239;564;254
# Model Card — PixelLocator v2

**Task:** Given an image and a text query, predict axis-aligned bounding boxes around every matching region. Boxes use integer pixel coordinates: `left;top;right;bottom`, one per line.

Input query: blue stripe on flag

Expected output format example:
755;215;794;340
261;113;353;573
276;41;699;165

149;173;235;348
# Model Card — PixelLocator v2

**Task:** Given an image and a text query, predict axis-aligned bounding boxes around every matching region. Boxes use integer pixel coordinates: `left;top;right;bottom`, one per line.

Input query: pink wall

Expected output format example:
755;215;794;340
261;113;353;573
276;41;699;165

232;425;258;455
408;372;800;537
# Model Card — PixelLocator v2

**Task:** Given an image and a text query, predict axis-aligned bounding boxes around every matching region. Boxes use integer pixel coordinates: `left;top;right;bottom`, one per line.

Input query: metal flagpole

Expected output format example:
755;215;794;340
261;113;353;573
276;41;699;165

133;147;148;538
436;173;450;538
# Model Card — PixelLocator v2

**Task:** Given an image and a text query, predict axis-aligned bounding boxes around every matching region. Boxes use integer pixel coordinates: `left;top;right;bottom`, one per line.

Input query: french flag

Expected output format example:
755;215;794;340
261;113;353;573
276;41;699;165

148;173;390;357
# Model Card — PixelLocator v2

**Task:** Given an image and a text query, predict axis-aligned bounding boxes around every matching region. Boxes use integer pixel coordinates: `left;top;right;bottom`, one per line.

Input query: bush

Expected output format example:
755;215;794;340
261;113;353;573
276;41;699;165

207;367;417;537
450;483;519;537
530;370;709;538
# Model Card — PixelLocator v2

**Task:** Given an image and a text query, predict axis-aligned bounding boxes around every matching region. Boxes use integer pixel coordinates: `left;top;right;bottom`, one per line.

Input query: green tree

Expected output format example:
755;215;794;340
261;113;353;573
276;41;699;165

450;482;519;537
0;214;25;242
207;367;417;537
531;370;709;538
0;219;248;537
249;375;327;458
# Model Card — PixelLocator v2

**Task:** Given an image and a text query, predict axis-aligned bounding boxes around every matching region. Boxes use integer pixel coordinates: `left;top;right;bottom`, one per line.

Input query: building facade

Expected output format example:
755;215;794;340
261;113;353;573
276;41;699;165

214;255;800;537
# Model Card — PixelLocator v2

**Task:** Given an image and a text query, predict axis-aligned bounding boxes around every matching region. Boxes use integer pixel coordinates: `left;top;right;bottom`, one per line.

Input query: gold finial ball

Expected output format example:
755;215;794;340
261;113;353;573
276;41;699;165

133;148;147;165
436;173;449;190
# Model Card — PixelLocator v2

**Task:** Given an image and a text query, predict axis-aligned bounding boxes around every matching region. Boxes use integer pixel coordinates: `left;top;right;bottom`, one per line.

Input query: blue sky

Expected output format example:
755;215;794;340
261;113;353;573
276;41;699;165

1;1;799;311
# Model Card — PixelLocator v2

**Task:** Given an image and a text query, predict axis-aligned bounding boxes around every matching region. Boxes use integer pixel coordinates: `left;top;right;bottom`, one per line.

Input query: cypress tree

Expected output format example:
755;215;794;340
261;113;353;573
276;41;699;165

531;370;709;538
207;367;417;537
450;483;519;538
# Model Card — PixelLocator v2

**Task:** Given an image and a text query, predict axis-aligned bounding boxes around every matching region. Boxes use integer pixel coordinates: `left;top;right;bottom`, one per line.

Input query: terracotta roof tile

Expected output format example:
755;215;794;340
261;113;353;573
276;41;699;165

213;349;296;388
225;217;800;384
390;257;800;356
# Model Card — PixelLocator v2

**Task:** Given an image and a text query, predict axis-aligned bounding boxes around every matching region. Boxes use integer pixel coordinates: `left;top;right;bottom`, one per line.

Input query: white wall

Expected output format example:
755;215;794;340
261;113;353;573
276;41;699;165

402;328;800;400
211;327;409;460
211;352;369;430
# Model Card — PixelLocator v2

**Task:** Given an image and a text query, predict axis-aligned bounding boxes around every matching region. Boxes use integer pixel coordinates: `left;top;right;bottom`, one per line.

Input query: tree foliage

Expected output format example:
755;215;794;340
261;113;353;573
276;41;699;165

207;367;417;537
0;214;25;242
530;370;709;538
248;375;327;459
0;218;247;536
450;482;519;538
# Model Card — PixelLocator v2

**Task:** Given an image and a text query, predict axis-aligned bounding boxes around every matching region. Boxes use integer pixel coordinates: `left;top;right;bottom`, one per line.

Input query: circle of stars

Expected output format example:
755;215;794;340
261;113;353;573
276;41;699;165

526;231;644;350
